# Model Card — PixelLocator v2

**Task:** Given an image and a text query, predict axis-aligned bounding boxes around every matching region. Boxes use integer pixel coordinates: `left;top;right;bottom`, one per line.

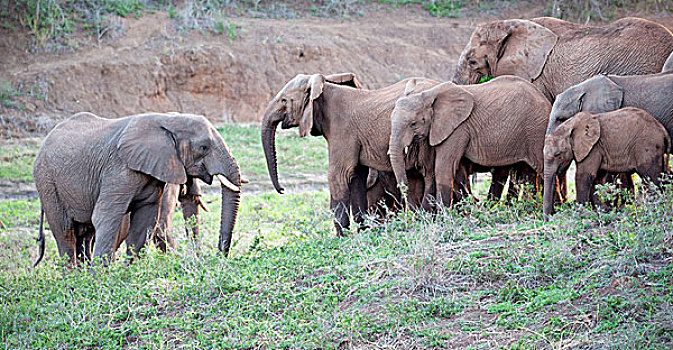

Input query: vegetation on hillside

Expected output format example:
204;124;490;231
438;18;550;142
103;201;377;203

1;0;670;51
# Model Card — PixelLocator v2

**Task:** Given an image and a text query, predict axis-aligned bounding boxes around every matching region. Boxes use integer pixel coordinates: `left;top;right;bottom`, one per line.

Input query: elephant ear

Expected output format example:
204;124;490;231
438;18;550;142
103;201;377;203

582;75;624;113
427;82;475;146
117;115;188;184
299;74;325;137
571;112;601;162
366;169;379;190
489;19;558;81
325;73;362;89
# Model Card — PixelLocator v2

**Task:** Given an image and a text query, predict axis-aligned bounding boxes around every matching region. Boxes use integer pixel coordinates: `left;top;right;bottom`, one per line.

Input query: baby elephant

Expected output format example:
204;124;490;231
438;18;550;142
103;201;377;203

543;107;670;221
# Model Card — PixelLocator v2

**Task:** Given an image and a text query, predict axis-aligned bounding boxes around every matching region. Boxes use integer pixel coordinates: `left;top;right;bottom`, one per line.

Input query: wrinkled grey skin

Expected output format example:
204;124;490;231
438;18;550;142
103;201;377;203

453;17;673;199
389;76;551;207
261;73;439;236
543;108;670;221
547;70;673;139
454;17;673;101
33;112;241;267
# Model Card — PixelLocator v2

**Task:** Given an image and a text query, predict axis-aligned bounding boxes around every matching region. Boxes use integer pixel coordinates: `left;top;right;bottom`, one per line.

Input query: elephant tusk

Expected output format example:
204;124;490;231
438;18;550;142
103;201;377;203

196;195;210;213
217;174;240;192
404;146;409;155
240;177;250;184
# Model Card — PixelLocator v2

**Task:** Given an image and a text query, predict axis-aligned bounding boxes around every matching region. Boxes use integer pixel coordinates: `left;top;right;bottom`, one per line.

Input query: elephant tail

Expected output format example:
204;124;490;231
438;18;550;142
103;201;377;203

32;208;45;268
664;133;671;174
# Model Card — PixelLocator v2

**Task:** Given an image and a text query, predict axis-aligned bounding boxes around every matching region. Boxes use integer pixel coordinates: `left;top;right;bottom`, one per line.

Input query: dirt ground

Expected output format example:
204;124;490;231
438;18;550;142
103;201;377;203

1;3;672;138
0;2;661;138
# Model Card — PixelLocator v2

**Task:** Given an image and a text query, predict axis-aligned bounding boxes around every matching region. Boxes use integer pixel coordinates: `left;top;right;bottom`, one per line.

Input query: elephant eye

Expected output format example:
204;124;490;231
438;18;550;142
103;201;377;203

281;98;287;104
468;59;478;66
200;145;209;152
410;121;417;128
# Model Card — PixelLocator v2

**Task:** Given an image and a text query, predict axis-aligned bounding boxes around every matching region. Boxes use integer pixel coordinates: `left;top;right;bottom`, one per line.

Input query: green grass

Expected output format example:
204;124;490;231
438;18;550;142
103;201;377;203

2;185;673;348
2;123;673;348
0;138;39;183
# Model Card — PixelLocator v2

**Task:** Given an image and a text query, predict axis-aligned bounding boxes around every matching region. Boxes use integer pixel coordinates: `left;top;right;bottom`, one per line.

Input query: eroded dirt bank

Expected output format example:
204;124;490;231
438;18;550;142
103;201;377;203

1;10;481;137
2;6;672;138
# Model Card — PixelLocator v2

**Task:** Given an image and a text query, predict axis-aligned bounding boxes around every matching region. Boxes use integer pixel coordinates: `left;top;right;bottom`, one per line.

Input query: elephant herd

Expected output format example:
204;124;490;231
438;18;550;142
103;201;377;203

31;16;673;268
262;16;673;234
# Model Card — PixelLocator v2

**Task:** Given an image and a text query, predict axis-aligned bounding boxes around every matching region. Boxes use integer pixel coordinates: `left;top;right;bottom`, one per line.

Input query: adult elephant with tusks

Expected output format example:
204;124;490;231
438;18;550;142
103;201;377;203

33;112;244;268
261;73;440;236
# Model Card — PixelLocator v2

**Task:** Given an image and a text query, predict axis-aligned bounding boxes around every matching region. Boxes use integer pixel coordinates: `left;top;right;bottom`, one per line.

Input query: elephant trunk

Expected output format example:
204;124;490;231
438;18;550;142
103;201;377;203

389;140;409;191
209;139;242;256
543;170;557;222
261;109;284;194
218;185;240;256
451;53;470;85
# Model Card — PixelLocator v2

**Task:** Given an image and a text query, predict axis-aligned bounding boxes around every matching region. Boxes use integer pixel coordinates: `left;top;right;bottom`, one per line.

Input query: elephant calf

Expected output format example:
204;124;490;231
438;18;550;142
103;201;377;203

543;108;670;221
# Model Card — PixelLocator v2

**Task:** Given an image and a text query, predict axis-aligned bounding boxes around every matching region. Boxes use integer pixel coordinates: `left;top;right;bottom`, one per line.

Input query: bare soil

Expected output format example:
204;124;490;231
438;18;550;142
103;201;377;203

2;4;672;138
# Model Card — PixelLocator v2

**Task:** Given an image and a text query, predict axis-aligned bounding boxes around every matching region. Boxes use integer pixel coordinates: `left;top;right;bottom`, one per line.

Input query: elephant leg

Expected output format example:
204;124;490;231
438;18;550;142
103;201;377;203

435;134;469;207
576;164;599;206
40;191;76;265
154;183;179;253
327;145;358;237
91;196;132;267
421;171;436;212
515;164;540;201
349;164;369;227
75;222;95;264
489;166;510;202
125;202;161;262
637;158;665;189
453;160;472;204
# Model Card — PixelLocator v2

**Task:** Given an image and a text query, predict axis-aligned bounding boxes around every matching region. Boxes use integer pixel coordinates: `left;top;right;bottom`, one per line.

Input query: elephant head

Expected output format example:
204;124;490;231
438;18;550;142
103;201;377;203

547;75;624;134
543;112;600;220
452;19;558;85
261;73;361;193
389;81;474;188
117;113;242;255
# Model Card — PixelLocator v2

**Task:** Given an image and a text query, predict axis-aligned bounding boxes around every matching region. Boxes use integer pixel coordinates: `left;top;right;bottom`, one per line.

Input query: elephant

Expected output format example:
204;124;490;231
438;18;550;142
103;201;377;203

261;73;441;236
153;179;209;252
452;17;673;102
389;76;551;207
33;112;242;267
543;108;670;221
546;69;673;140
452;17;673;199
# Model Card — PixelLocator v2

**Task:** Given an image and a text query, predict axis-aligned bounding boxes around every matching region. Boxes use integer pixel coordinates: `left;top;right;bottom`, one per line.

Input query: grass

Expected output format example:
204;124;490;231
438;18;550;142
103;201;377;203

1;122;673;348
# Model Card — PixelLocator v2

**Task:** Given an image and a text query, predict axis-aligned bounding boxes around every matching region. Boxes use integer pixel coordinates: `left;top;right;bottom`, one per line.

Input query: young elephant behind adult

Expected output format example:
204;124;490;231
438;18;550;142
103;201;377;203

543;108;670;221
389;76;551;206
546;66;673;139
33;112;242;267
